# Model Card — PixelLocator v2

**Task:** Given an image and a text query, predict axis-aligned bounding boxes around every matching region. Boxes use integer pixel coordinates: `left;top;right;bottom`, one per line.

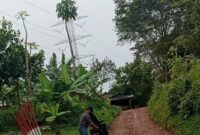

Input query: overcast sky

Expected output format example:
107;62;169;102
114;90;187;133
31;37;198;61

0;0;133;67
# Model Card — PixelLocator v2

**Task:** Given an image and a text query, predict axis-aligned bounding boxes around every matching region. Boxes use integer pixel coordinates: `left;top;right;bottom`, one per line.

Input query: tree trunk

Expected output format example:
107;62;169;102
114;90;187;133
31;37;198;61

16;79;20;105
65;21;76;71
22;18;32;96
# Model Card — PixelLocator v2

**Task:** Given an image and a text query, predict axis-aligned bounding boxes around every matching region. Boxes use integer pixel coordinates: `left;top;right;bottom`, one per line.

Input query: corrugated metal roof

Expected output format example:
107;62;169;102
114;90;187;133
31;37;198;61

110;95;134;101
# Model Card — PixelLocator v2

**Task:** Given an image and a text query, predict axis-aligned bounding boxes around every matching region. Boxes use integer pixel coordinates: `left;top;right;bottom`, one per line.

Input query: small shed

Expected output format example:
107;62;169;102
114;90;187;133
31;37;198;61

110;94;135;110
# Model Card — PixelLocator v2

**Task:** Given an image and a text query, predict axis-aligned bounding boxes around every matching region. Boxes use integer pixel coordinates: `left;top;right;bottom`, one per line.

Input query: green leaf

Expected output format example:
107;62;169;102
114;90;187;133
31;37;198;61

71;72;91;89
76;65;87;77
39;73;52;91
61;65;72;85
46;116;56;122
57;111;69;117
39;89;53;101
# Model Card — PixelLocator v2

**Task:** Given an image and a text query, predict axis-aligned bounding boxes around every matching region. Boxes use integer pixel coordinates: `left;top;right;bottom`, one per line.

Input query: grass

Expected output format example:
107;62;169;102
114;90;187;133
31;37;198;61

42;127;79;135
1;105;120;135
42;106;120;135
148;83;200;135
95;106;120;127
0;127;79;135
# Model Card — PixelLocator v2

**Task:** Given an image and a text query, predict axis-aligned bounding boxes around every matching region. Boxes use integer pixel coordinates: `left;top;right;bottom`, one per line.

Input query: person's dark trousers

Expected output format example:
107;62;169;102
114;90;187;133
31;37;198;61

78;126;88;135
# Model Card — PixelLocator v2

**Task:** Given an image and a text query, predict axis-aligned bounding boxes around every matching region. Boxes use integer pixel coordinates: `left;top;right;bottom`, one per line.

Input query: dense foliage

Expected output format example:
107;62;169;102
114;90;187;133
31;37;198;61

110;57;153;106
3;0;200;134
0;17;119;134
114;0;200;82
35;54;117;128
0;0;122;133
0;19;45;106
149;58;200;134
114;0;200;134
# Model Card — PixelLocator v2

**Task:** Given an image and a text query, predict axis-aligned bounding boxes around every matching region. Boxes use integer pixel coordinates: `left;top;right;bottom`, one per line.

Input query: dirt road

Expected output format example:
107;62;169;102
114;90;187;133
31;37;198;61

109;107;172;135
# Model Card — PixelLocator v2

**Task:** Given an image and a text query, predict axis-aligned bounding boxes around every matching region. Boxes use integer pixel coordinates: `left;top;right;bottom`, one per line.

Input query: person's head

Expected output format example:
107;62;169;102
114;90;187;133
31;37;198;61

86;106;93;114
55;129;61;135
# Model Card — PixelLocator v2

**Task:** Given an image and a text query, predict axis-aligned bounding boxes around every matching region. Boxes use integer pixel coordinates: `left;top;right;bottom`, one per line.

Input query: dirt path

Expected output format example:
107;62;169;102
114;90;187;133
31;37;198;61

109;107;172;135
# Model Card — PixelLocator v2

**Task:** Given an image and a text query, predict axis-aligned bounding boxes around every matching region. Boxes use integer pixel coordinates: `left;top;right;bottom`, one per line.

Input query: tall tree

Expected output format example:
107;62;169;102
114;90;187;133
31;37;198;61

0;18;25;104
172;0;200;57
90;58;116;93
114;0;197;82
110;57;153;106
16;11;32;96
56;0;78;70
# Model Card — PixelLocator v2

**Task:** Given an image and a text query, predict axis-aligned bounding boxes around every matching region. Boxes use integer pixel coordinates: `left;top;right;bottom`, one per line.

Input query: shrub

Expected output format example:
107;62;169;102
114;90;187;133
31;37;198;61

179;91;200;118
149;59;200;134
111;57;153;107
0;108;18;132
168;77;192;115
148;84;171;128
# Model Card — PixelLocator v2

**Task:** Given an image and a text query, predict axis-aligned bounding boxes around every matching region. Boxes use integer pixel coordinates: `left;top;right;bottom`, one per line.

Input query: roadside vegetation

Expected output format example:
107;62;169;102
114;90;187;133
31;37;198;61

114;0;200;134
0;0;120;134
149;58;200;134
0;17;120;133
1;0;200;134
110;56;153;107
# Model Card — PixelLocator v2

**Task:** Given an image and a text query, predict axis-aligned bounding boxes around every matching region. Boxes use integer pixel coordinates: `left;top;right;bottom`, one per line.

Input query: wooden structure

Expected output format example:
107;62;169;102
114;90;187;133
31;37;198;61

110;94;135;110
16;101;41;135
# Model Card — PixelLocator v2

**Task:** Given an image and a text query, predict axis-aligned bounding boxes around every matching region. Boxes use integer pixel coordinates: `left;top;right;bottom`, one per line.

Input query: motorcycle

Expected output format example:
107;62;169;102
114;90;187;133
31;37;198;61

89;113;109;135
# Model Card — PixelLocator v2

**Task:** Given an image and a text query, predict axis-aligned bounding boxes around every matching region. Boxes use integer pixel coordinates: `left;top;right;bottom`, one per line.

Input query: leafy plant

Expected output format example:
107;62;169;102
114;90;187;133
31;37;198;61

0;108;17;132
43;104;70;123
110;56;153;106
37;73;53;103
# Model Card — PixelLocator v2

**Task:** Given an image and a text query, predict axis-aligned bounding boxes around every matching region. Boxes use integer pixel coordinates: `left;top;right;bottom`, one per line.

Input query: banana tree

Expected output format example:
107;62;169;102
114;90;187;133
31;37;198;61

38;63;102;106
37;73;53;103
42;104;70;122
60;64;100;101
41;103;70;130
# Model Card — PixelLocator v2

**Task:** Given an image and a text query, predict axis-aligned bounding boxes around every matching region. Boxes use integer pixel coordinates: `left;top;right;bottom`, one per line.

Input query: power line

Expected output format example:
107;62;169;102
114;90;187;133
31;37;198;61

21;0;56;17
0;12;77;63
0;10;63;41
0;10;63;39
0;13;66;54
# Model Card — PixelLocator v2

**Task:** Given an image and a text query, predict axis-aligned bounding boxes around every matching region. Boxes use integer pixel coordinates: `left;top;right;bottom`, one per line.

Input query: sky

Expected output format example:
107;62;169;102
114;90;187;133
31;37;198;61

0;0;133;67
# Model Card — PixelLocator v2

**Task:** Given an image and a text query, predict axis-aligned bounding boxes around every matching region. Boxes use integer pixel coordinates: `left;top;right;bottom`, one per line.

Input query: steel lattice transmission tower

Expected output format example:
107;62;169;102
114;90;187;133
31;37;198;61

51;16;92;67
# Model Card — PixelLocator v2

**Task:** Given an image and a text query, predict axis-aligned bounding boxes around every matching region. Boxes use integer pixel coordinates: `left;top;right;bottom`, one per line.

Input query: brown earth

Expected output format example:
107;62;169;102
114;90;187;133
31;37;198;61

109;107;172;135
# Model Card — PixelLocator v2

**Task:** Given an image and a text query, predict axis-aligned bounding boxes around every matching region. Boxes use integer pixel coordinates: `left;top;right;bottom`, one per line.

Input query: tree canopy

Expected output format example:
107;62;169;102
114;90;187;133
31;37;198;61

114;0;200;82
56;0;77;22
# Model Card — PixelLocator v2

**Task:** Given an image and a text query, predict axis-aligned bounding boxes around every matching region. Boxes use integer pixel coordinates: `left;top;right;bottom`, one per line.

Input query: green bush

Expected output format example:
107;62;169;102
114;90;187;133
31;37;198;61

148;84;171;128
148;82;200;134
0;108;18;132
110;57;153;107
180;91;200;119
149;60;200;134
95;106;120;127
168;78;191;115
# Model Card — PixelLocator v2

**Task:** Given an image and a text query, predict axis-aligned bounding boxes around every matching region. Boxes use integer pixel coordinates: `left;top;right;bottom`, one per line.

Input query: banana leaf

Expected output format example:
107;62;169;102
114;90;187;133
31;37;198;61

60;65;72;85
39;73;52;91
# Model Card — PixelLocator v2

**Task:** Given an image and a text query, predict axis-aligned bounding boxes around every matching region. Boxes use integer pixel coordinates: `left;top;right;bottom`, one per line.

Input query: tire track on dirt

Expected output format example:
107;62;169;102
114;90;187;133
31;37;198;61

109;107;172;135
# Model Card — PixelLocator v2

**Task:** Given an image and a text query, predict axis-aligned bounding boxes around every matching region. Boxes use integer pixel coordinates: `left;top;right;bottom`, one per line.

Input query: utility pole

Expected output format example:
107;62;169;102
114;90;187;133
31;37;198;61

52;17;93;67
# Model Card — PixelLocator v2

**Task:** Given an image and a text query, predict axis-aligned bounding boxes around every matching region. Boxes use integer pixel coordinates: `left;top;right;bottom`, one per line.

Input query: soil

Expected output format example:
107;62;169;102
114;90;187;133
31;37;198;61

109;107;172;135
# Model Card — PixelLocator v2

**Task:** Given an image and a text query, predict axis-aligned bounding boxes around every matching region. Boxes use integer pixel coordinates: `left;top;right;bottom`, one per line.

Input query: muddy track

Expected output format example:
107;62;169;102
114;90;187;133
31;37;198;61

109;107;172;135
